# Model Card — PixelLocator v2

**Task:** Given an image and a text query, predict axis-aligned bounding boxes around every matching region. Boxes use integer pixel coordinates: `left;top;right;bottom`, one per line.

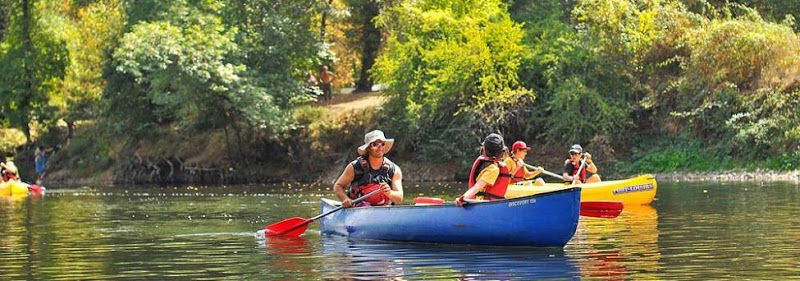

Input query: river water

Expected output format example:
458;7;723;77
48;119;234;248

1;179;798;280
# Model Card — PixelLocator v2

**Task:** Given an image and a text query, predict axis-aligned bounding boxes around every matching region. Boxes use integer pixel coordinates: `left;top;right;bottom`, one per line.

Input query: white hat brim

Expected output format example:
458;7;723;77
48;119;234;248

358;139;394;155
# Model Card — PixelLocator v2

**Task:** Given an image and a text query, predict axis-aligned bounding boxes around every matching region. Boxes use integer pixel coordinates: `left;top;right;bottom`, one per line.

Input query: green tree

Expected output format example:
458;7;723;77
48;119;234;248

58;0;125;141
374;0;533;161
343;0;383;93
220;0;322;106
0;0;68;143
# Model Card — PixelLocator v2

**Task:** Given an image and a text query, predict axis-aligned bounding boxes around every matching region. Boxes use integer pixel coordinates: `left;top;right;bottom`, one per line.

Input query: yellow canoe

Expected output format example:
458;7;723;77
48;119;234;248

505;174;657;206
0;181;32;199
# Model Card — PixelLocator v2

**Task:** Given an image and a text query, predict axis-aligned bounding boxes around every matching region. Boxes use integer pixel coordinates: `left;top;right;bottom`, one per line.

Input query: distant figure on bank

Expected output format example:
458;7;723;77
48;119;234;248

35;146;52;184
319;65;336;102
306;70;318;88
563;144;601;184
332;130;404;208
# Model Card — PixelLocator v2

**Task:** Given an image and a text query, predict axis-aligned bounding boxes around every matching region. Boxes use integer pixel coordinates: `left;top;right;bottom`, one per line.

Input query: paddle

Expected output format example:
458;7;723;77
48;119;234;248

522;163;563;180
264;187;385;237
520;155;586;184
522;161;624;218
571;157;587;185
580;201;623;218
412;197;623;218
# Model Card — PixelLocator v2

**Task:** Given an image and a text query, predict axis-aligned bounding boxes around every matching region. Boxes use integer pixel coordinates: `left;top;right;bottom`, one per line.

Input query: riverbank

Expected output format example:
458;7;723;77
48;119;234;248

41;163;800;188
22;88;800;188
652;170;800;183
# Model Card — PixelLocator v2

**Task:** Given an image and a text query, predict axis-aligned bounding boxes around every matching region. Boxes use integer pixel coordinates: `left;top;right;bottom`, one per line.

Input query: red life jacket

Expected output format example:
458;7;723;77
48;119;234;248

509;157;526;183
467;155;512;200
1;169;16;182
565;159;586;184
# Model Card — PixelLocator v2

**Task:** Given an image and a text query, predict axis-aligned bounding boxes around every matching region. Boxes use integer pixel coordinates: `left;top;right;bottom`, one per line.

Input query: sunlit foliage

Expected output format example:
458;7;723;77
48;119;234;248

374;0;532;161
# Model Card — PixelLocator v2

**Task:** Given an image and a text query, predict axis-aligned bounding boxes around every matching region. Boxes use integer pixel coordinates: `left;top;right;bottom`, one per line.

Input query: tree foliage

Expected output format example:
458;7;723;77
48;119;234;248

0;0;68;142
374;0;533;161
3;0;800;180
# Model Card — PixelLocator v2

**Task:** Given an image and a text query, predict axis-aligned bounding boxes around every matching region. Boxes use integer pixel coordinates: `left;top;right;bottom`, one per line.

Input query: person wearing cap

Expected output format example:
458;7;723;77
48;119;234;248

332;130;404;208
563;144;601;184
504;141;545;186
455;133;513;207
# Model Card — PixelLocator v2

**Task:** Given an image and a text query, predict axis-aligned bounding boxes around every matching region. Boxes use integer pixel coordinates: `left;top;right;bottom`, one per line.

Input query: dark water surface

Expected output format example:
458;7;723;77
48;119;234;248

1;180;798;280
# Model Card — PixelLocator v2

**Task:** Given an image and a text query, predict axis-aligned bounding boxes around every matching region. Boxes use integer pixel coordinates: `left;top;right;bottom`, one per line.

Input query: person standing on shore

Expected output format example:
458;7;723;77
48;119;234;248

35;146;53;185
319;65;336;102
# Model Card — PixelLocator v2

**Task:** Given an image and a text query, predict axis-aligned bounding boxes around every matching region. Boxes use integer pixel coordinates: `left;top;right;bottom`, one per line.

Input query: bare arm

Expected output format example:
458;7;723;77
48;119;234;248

333;164;356;207
584;153;598;174
387;166;404;205
463;180;488;199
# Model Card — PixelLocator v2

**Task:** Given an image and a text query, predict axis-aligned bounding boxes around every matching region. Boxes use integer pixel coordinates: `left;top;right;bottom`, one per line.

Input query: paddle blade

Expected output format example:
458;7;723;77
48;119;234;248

28;184;46;196
264;217;310;237
413;197;445;205
580;201;624;218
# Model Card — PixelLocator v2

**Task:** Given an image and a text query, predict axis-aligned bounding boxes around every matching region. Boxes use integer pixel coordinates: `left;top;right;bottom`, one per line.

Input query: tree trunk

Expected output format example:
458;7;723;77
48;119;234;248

21;0;34;144
354;0;381;93
67;120;75;144
320;0;334;39
0;1;6;41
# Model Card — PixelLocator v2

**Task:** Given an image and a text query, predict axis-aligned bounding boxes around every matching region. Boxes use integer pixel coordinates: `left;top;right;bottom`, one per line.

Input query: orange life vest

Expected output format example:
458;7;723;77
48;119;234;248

509;157;526;183
467;155;512;200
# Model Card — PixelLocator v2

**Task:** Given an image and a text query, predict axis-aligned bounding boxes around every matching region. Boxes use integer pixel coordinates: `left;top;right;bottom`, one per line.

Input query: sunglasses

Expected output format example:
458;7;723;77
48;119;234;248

570;152;581;156
371;141;386;148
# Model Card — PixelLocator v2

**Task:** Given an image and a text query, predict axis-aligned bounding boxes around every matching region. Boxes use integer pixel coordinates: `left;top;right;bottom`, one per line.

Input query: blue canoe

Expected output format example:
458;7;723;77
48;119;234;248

319;187;581;247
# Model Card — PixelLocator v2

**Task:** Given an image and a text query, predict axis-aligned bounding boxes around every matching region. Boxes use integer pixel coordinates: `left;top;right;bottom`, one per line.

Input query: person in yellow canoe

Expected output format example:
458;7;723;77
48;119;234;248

332;130;404;208
563;144;601;184
505;140;545;186
0;160;27;197
455;133;512;206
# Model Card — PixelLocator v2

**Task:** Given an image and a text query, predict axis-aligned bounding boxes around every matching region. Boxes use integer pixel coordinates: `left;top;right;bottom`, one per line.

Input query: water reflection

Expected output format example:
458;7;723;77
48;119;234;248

319;236;581;280
569;205;660;280
3;182;800;279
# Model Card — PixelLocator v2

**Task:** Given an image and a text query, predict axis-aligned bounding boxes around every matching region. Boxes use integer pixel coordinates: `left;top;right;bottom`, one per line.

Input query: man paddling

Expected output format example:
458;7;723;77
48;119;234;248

332;130;404;208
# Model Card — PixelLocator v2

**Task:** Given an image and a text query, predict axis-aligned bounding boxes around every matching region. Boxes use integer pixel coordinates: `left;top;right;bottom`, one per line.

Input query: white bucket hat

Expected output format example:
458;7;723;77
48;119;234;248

357;130;394;156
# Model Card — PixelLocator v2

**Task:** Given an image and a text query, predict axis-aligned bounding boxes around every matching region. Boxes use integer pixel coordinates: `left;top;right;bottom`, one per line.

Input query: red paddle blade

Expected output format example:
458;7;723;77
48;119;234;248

580;201;624;218
264;217;310;237
413;197;445;205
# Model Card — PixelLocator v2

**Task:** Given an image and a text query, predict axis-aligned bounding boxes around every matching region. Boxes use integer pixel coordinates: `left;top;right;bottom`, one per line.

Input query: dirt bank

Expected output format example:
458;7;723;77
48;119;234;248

652;170;800;183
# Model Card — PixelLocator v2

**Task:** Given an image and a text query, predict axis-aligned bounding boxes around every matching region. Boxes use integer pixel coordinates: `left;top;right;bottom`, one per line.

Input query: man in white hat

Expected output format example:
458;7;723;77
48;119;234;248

563;144;601;184
332;130;404;208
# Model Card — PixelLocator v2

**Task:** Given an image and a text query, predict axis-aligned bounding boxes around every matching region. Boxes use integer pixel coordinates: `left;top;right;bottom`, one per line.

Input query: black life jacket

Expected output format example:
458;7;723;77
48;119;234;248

347;156;396;205
467;155;512;200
